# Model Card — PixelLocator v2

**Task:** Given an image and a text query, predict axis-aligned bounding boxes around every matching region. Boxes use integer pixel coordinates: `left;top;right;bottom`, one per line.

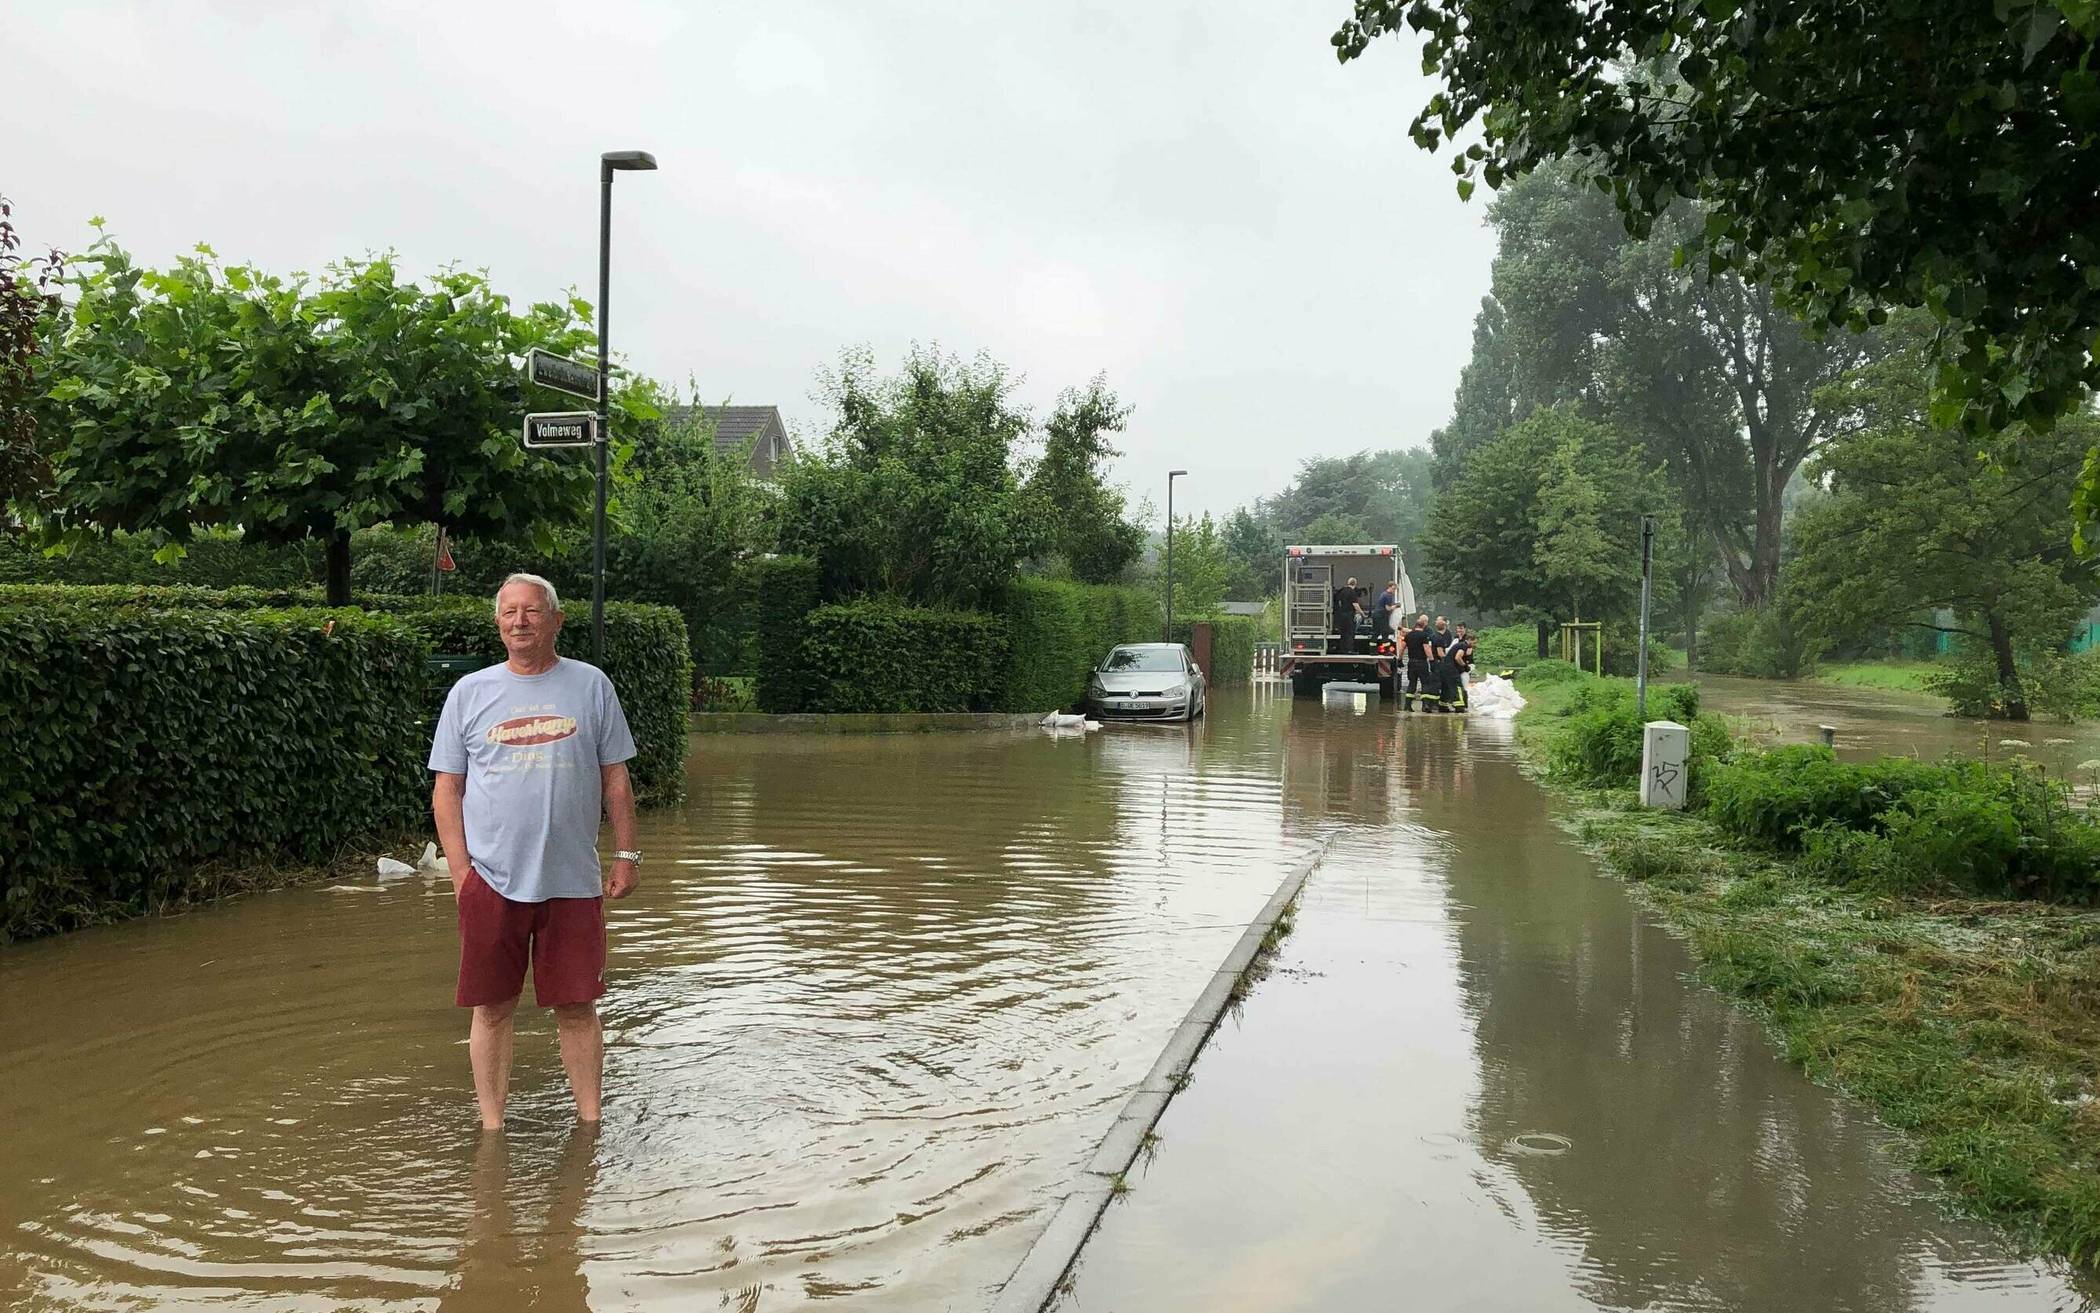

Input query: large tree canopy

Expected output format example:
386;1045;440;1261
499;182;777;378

1;198;62;510
37;234;624;602
1429;403;1677;625
1022;377;1146;584
1334;0;2100;530
1789;320;2099;720
1440;166;1875;606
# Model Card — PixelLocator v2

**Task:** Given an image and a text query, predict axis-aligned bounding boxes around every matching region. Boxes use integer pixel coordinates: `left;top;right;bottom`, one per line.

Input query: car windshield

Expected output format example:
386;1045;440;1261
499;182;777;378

1100;648;1184;673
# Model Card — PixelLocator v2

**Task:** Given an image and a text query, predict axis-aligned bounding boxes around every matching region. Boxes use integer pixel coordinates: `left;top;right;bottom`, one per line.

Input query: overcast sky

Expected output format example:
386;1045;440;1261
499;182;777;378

10;0;1492;519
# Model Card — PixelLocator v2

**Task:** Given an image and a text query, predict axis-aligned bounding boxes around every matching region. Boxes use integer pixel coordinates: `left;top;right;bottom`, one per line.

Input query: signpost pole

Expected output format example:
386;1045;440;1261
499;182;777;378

1636;514;1656;720
593;161;613;666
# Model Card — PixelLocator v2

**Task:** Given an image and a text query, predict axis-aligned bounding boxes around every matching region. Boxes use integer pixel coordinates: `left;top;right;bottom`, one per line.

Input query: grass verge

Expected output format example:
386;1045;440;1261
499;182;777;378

1515;674;2100;1271
1812;659;1947;695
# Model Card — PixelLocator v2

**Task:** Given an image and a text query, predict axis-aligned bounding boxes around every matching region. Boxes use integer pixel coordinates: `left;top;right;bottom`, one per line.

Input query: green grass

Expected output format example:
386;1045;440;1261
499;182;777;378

1512;668;2100;1270
1812;659;1947;694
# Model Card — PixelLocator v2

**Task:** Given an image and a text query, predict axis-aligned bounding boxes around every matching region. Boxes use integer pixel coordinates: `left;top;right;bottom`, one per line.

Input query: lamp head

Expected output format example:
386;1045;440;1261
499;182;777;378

1168;468;1188;478
602;150;658;171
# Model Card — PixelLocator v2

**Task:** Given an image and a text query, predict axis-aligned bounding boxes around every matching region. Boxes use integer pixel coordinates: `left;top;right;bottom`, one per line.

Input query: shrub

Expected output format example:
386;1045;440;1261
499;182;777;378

750;556;821;713
1169;614;1261;688
776;600;1008;712
1000;577;1159;711
1543;680;1708;787
0;603;430;942
1702;746;1957;851
1517;658;1586;689
0;583;693;803
1472;624;1539;673
0;527;320;589
1697;600;1825;678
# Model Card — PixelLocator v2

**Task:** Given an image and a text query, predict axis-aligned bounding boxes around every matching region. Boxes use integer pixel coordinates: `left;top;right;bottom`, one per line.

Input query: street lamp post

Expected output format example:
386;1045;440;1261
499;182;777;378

594;149;658;666
1164;469;1188;641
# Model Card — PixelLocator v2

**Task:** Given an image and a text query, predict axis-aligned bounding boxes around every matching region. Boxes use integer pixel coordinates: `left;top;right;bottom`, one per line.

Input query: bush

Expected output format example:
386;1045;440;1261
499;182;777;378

1698;600;1824;678
1516;658;1586;688
0;583;694;803
775;600;1008;712
1702;746;1956;851
1473;624;1540;673
1000;577;1159;711
751;556;821;713
1543;679;1710;788
0;603;430;942
0;528;320;589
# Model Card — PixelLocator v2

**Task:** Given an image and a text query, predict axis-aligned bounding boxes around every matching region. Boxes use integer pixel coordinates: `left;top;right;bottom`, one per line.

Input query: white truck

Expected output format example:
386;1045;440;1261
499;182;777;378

1279;544;1417;698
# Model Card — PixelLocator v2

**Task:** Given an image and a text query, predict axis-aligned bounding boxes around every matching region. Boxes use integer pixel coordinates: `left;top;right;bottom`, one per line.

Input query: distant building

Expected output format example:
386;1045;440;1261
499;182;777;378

662;404;794;481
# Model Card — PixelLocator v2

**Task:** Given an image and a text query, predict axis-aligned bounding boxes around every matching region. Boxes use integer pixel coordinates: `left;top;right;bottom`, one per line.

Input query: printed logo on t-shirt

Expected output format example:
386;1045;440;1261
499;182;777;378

486;713;579;747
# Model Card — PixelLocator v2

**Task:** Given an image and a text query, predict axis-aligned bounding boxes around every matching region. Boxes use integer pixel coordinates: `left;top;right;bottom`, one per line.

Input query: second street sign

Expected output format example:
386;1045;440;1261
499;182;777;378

525;348;601;402
523;411;600;448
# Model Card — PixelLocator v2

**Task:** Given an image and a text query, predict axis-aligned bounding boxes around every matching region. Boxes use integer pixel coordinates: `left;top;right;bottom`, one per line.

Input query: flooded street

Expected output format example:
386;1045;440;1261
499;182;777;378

3;684;2091;1310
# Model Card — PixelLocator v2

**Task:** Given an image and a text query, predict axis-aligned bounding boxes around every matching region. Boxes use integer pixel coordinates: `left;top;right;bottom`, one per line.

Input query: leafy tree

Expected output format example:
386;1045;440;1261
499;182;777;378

606;403;773;675
1442;166;1875;606
1;197;62;511
1023;376;1145;583
1220;505;1284;600
777;346;1040;607
1429;404;1676;630
1789;321;2100;720
1333;0;2100;532
38;234;628;604
1164;512;1232;619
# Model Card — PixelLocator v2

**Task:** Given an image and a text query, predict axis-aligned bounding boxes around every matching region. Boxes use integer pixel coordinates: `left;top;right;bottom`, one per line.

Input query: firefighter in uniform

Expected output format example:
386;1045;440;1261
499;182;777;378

1400;613;1433;711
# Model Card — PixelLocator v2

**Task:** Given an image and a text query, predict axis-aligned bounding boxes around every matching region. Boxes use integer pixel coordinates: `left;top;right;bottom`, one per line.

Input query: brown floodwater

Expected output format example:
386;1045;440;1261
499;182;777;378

1696;673;2100;781
1;682;2090;1311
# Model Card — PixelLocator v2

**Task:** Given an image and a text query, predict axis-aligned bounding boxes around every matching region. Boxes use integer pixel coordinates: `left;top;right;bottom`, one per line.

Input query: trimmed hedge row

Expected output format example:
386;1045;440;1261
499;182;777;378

1;604;430;943
777;600;1008;712
1000;578;1160;711
750;556;823;713
1170;614;1261;688
0;583;692;804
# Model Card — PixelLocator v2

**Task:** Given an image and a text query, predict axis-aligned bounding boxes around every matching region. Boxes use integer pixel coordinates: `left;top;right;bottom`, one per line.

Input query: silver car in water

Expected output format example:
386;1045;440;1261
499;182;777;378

1086;643;1208;722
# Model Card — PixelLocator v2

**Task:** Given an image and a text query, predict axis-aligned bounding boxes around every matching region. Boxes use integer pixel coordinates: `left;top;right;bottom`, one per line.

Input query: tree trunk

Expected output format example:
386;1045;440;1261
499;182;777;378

325;530;352;607
1536;619;1553;660
1988;611;2028;721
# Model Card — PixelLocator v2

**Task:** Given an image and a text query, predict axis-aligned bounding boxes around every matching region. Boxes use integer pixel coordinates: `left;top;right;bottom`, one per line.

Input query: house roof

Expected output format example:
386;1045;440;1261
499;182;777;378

662;404;793;478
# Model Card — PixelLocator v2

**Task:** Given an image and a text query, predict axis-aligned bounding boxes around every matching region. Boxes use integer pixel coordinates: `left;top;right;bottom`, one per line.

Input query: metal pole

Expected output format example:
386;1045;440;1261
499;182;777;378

1165;475;1174;641
1636;514;1655;719
593;160;613;666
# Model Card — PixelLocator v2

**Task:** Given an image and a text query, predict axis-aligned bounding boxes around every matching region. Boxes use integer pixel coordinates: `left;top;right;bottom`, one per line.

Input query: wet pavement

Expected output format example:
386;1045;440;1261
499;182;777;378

2;682;2090;1310
1063;697;2096;1313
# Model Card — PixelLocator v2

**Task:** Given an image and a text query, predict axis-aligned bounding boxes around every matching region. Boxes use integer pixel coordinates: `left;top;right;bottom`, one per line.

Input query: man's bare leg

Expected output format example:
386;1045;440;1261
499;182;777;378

470;997;520;1130
553;1003;603;1122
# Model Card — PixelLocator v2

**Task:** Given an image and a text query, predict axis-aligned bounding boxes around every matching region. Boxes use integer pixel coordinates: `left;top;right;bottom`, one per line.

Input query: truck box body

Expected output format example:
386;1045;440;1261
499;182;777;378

1279;544;1416;694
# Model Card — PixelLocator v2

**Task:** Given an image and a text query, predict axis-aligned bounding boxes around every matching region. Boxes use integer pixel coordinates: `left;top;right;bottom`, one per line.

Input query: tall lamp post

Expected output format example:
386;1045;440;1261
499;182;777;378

594;149;658;665
1164;469;1188;641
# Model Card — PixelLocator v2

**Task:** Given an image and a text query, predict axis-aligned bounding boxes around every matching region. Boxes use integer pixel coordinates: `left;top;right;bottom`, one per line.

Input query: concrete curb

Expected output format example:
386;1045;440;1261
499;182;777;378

987;838;1332;1313
689;712;1048;735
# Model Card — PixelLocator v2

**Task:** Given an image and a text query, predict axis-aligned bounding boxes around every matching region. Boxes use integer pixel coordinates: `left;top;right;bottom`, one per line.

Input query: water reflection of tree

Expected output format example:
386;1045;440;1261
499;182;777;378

1441;789;2032;1311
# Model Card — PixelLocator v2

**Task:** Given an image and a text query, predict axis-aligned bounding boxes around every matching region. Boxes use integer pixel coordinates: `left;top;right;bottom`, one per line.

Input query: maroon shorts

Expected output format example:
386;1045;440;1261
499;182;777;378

455;868;607;1008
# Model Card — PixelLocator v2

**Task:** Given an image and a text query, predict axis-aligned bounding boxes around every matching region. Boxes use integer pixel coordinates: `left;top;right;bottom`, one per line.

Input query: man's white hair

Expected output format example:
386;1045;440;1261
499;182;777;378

495;572;563;616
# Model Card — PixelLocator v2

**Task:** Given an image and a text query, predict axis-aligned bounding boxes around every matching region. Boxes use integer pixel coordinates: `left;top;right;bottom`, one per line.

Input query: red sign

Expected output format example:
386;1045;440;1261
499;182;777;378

436;529;457;573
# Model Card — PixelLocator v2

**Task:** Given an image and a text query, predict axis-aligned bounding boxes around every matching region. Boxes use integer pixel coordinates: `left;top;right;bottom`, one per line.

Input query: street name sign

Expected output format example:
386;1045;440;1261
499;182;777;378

523;411;599;448
525;348;601;402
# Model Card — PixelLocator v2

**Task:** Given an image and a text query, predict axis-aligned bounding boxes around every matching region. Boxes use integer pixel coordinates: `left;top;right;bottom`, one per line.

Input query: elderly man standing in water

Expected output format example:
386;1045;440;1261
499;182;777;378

430;573;642;1129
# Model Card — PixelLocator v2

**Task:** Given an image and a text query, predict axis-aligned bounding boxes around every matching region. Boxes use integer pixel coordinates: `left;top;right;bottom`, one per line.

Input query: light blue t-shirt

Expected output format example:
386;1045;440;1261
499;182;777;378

428;658;638;903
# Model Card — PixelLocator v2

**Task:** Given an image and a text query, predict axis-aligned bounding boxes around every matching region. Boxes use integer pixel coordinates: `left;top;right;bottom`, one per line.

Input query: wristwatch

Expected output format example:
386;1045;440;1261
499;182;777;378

613;850;643;865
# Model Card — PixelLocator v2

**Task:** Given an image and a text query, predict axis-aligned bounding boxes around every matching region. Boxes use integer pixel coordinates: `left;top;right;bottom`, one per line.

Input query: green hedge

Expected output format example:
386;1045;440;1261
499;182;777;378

1000;578;1161;711
751;556;822;713
0;604;430;942
771;600;1008;713
0;529;320;589
0;583;693;803
1169;614;1260;688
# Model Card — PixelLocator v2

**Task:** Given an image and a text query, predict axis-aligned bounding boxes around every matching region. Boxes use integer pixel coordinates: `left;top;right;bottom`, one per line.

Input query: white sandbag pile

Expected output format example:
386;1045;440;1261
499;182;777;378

1467;674;1527;720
